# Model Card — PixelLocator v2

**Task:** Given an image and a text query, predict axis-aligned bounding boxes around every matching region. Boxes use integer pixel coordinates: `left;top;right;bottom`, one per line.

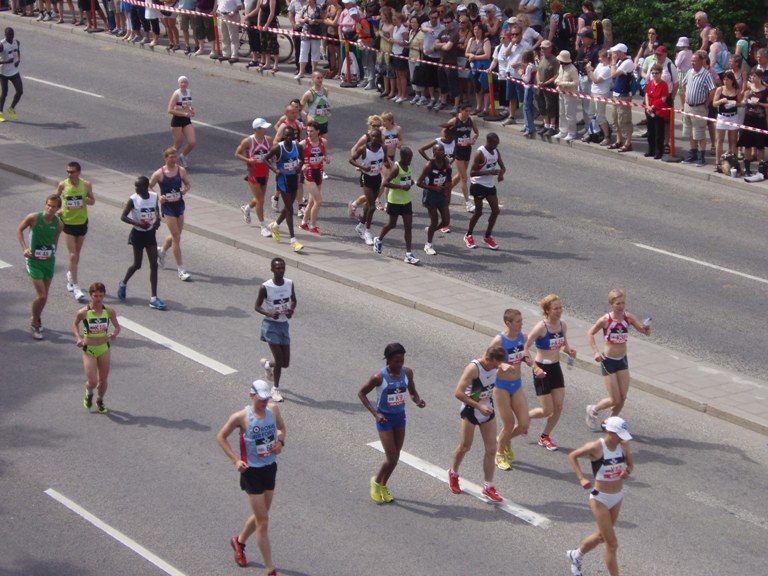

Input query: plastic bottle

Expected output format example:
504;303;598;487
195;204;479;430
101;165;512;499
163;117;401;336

566;356;575;370
643;316;653;328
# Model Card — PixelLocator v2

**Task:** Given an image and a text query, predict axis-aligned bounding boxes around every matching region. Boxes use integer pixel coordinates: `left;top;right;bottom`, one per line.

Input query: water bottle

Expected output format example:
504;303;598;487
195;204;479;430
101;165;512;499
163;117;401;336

566;356;574;370
642;316;653;328
730;167;737;178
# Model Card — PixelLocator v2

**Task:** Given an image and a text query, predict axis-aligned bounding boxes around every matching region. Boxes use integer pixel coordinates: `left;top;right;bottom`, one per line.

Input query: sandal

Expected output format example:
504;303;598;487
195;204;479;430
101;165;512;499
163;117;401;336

607;142;622;150
618;145;633;153
270;65;279;74
246;60;260;68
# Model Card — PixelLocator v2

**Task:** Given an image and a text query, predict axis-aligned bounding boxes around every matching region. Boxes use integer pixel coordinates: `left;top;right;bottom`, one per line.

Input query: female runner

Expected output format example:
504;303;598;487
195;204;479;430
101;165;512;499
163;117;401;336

299;120;330;235
236;117;274;237
168;75;196;168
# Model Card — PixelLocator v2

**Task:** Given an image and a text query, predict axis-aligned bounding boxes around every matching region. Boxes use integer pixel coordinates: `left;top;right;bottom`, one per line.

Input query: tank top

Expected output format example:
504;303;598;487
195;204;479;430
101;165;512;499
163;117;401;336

60;179;88;225
591;438;627;482
306;87;330;123
461;359;496;411
262;278;293;323
240;405;278;467
0;38;20;76
499;331;526;365
387;162;413;205
30;212;59;261
159;167;183;203
130;192;158;231
276;141;300;175
82;306;110;338
382;126;399;150
375;367;409;415
717;93;738;114
361;145;385;176
469;145;499;187
454;117;474;149
534;321;565;351
603;312;630;344
423;159;451;190
248;135;271;178
436;137;455;162
173;88;192;110
303;137;326;171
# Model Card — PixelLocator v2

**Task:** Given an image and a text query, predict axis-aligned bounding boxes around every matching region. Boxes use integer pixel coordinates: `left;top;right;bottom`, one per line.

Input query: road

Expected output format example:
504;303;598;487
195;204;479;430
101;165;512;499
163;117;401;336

1;169;768;576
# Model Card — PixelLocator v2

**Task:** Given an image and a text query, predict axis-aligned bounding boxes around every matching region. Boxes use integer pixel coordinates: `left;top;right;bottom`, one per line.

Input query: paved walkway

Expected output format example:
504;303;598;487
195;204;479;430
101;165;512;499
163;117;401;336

2;134;767;435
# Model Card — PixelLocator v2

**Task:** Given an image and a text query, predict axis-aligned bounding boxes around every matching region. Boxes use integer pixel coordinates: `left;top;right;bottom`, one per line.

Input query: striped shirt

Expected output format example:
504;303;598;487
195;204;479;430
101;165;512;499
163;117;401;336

682;67;715;106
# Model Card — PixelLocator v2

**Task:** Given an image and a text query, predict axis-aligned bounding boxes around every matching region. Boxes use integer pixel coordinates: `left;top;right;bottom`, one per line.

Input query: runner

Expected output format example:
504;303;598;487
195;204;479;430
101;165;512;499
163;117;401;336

373;147;419;264
255;257;297;403
168;75;196;168
524;294;576;451
274;100;308;216
73;282;121;414
55;161;95;303
117;176;167;310
418;124;456;234
264;127;305;252
379;112;404;209
358;342;426;504
217;379;285;575
445;103;479;213
300;71;331;140
236;117;274;237
347;115;384;220
298;120;329;235
349;129;390;246
490;308;545;470
448;345;507;502
150;147;192;281
416;142;452;255
585;289;651;430
16;194;63;340
0;27;23;122
566;417;634;576
465;132;505;250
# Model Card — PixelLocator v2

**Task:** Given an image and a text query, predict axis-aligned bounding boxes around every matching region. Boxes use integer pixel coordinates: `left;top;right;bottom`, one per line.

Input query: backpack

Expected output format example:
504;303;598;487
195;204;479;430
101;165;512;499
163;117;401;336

554;11;576;48
591;18;604;46
747;39;759;68
715;42;730;72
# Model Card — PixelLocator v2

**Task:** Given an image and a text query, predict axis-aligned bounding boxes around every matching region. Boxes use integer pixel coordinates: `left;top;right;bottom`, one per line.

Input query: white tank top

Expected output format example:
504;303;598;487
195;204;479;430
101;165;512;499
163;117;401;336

0;39;20;76
469;146;498;188
130;192;158;231
362;146;385;176
262;278;293;322
592;438;627;482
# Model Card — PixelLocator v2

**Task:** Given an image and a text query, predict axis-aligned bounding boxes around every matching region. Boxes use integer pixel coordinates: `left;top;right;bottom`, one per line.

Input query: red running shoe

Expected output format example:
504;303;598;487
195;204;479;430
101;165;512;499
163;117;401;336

483;236;499;250
448;469;461;494
464;234;476;249
299;222;310;232
482;485;503;502
537;435;559;451
231;536;247;567
309;226;322;235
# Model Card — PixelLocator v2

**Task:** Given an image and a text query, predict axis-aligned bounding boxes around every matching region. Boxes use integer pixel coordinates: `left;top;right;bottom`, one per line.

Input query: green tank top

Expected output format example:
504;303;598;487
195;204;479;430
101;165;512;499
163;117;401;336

30;212;59;261
61;179;88;225
387;163;413;205
82;306;110;338
307;88;330;124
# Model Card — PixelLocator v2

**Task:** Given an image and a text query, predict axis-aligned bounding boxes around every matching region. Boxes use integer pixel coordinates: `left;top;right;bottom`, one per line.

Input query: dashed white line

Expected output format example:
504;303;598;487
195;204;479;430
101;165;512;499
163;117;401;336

367;441;552;529
118;316;237;375
26;76;104;98
45;489;189;576
193;120;248;137
634;243;768;285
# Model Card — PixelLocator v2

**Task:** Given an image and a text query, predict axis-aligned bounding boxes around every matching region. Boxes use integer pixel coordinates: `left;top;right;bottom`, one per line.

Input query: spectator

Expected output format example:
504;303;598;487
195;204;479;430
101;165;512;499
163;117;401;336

703;54;723;156
537;39;560;136
517;0;544;34
259;0;281;73
607;43;635;152
352;6;376;88
675;36;692;100
289;0;307;74
457;15;473;105
643;63;669;159
296;0;325;79
583;48;611;145
737;70;768;178
378;7;396;98
482;4;501;46
547;0;570;53
466;2;481;31
759;21;768;51
434;10;462;113
648;45;678;153
215;0;242;62
486;28;513;115
757;48;768;83
633;27;659;86
553;49;578;142
518;48;537;137
407;15;426;104
466;21;492;115
323;0;341;78
391;11;410;103
193;0;215;56
177;0;197;53
729;53;748;90
160;0;179;51
574;28;599;127
501;24;525;125
733;23;751;72
713;70;741;172
516;13;542;50
420;8;444;109
143;0;161;49
709;28;730;77
695;11;712;52
480;0;501;21
243;0;262;68
680;50;716;167
576;0;598;50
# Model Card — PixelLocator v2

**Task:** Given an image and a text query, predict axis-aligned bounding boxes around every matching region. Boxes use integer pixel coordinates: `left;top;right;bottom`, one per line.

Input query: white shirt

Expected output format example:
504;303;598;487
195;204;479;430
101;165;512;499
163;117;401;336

217;0;241;14
506;41;525;78
590;62;612;96
421;22;445;57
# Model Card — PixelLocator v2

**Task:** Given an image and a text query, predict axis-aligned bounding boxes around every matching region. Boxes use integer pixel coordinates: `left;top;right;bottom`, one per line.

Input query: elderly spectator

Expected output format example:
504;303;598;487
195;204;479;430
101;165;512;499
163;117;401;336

516;13;542;50
739;70;768;179
695;11;712;52
647;45;679;152
708;28;730;76
583;48;611;144
713;70;741;172
501;24;525;125
482;3;502;46
644;64;670;159
553;49;578;141
466;21;492;115
675;36;693;96
518;0;544;33
537;39;560;136
487;28;513;115
680;50;717;166
420;8;444;109
574;28;599;126
296;0;325;79
576;0;599;50
607;43;635;151
466;2;481;30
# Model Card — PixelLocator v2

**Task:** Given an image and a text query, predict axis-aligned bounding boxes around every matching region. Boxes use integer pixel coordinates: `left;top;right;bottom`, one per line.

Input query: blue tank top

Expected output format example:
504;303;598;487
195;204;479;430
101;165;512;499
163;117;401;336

534;321;565;351
499;331;526;365
276;141;300;175
159;167;183;203
240;405;278;467
375;367;408;415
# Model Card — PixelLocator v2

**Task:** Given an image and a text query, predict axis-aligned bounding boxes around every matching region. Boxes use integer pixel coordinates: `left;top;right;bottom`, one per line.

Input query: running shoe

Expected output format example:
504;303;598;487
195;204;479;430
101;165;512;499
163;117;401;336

178;153;187;167
178;270;191;281
448;469;461;494
149;296;167;310
291;240;304;252
83;392;93;410
463;234;476;249
502;444;515;462
66;271;74;292
231;536;247;568
495;453;511;471
347;201;357;219
440;226;451;234
423;243;436;255
96;399;108;414
240;204;252;224
260;226;272;237
373;236;382;254
271;387;284;402
7;107;17;121
298;222;310;232
566;549;584;576
538;435;559;451
482;485;503;502
260;358;274;382
355;222;366;240
370;476;384;504
404;253;420;265
31;325;43;340
157;248;166;267
364;231;374;246
297;203;306;218
271;196;279;211
465;201;475;213
375;199;384;211
483;236;499;250
117;281;127;301
0;112;5;123
379;484;394;503
268;221;281;242
309;226;322;236
73;286;86;302
585;404;599;431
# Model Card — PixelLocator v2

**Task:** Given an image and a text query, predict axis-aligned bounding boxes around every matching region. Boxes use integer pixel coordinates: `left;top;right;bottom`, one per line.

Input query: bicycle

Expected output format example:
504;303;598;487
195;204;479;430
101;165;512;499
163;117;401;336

238;23;294;63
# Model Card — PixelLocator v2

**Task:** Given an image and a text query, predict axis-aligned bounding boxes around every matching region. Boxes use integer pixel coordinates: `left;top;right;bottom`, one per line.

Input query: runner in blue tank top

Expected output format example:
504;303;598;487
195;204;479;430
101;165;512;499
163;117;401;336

217;379;286;574
265;127;305;252
359;343;425;504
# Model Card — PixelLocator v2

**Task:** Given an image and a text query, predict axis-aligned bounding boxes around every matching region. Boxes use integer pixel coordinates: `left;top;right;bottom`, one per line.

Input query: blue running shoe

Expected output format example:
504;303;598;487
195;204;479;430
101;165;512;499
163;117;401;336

117;281;127;301
149;297;167;310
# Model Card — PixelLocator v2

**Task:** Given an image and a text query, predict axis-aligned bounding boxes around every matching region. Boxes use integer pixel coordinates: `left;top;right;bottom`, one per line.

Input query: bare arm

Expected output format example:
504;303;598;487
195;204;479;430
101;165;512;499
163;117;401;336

217;410;248;472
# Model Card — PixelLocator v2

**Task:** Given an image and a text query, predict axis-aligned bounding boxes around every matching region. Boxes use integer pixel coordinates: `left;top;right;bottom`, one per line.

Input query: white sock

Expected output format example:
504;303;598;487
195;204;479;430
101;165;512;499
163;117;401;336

290;237;297;243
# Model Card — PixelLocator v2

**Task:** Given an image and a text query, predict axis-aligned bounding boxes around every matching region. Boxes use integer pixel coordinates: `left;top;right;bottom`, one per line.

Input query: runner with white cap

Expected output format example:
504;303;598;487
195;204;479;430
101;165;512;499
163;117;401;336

236;117;274;237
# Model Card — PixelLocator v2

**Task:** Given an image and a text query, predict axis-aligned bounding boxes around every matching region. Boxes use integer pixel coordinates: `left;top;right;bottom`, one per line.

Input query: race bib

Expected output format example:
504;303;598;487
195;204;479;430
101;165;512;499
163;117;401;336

256;438;275;457
457;136;471;146
164;190;181;202
549;336;565;349
386;392;406;407
66;197;84;209
34;247;53;260
139;208;156;224
88;319;109;335
608;332;628;345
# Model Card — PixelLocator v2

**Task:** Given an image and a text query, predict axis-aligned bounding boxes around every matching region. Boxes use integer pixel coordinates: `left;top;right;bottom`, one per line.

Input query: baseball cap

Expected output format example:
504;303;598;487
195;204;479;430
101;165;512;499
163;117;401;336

578;30;593;39
608;43;628;54
250;379;272;400
676;36;689;48
654;45;667;55
252;118;272;130
456;4;467;11
603;417;632;441
540;39;552;49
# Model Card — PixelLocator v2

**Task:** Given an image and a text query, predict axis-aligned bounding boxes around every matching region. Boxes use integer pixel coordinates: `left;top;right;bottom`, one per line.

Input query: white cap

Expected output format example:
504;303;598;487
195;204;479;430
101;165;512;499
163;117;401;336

456;4;467;11
250;379;272;400
604;417;632;441
252;118;272;130
349;6;360;16
676;36;690;48
608;43;628;54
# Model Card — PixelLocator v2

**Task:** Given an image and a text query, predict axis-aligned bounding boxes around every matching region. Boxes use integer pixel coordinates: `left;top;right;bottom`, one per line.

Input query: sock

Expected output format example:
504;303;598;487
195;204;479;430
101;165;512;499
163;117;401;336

259;221;266;227
574;549;584;560
483;482;494;490
177;267;184;273
290;237;297;243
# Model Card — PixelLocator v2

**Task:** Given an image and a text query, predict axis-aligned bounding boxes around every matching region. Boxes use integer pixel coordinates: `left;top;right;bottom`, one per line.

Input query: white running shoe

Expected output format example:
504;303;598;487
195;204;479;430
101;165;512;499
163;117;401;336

271;387;284;402
73;286;86;302
404;253;420;265
260;358;274;382
260;226;272;237
347;201;358;219
157;248;166;267
240;204;252;224
271;196;279;211
465;201;475;213
178;270;191;281
566;550;583;576
355;222;366;240
66;271;75;292
564;133;576;143
585;405;599;431
364;231;374;246
423;243;436;255
178;153;188;167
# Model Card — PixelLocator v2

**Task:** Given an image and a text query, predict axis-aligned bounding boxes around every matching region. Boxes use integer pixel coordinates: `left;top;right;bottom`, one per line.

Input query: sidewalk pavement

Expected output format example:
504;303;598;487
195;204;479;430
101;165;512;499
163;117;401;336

2;134;767;436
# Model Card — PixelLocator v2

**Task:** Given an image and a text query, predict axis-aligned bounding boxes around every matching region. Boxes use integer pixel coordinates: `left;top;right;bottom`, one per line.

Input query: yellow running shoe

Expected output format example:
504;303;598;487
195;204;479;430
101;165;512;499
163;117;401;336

291;240;304;252
503;444;515;462
0;112;5;122
379;484;394;503
7;107;16;120
268;221;280;242
370;476;384;504
495;453;512;471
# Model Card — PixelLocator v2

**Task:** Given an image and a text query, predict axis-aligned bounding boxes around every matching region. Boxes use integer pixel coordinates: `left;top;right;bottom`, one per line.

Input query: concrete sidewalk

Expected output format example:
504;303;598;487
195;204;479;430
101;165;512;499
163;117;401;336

2;134;767;436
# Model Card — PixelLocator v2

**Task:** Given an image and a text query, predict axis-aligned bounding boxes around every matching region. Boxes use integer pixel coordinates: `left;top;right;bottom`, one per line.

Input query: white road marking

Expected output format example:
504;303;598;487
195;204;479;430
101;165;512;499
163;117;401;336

367;441;552;529
0;259;12;269
118;316;237;375
634;243;768;286
26;76;104;98
687;491;768;530
193;120;248;137
45;489;189;576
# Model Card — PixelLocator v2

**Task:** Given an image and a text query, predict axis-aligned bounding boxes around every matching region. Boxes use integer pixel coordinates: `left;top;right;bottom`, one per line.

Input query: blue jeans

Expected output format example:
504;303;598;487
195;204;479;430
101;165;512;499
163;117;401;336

523;85;535;133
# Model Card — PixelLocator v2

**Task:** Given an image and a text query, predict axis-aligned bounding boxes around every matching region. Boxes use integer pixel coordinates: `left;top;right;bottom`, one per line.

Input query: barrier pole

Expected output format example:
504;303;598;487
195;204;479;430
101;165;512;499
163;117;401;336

87;0;103;33
663;106;681;163
486;71;502;122
339;40;357;88
212;16;221;58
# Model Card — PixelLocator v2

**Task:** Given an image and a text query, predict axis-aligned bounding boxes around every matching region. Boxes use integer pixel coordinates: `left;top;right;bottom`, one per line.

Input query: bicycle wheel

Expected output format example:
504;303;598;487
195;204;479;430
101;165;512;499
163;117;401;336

277;31;294;63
